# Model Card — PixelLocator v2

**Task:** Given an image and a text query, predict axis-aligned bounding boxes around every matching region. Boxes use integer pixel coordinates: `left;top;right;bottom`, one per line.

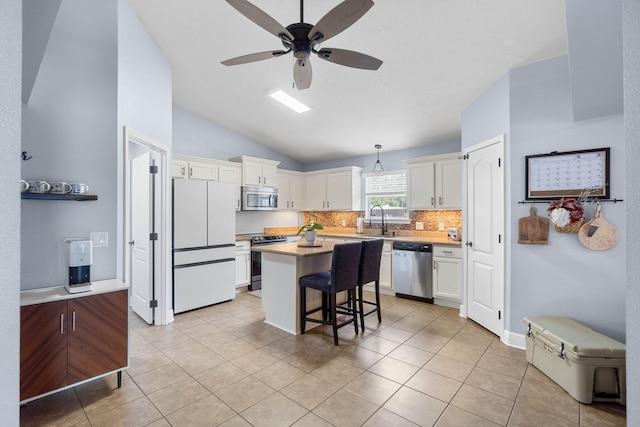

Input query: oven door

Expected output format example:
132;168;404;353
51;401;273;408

250;249;262;291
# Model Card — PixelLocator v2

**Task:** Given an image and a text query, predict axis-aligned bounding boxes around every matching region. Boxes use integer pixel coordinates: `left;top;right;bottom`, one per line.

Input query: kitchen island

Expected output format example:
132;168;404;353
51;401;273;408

251;240;340;335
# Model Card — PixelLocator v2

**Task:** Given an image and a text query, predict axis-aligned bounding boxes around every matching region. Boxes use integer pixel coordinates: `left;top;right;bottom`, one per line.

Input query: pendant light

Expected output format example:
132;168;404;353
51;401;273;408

373;144;384;173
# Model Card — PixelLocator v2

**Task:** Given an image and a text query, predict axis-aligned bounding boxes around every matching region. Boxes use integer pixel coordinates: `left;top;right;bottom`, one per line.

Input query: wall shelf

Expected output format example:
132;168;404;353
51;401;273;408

21;193;98;201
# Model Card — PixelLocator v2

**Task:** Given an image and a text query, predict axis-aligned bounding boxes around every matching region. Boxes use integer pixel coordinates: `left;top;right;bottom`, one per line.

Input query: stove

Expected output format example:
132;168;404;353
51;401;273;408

249;234;288;290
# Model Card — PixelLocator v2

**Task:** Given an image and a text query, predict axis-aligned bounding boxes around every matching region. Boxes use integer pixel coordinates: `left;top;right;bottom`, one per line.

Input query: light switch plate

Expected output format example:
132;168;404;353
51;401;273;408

90;231;108;248
438;222;445;231
416;222;424;230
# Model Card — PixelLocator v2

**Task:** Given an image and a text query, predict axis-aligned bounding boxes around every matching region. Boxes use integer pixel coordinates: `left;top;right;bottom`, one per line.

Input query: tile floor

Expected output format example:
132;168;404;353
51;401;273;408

20;291;626;426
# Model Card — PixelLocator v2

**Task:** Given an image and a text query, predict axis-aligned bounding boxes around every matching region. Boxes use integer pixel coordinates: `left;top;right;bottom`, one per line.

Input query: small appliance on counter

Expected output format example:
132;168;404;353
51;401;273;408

356;217;365;234
65;239;93;293
447;227;461;241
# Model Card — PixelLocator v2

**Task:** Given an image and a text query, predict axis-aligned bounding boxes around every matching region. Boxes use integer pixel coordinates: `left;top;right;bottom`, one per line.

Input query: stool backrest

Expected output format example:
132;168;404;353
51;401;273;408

358;239;384;285
331;242;363;293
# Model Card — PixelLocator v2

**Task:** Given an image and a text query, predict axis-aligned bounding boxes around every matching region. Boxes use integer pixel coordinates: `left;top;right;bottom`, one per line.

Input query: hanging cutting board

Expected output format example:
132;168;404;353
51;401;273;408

578;204;618;250
518;207;548;244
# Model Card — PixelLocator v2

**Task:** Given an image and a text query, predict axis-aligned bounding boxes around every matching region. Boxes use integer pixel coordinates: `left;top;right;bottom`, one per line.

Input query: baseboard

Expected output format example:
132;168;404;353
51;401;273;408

502;329;526;350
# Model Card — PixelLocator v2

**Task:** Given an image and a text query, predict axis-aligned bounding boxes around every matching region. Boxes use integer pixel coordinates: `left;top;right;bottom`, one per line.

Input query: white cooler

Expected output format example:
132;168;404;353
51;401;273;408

522;316;626;405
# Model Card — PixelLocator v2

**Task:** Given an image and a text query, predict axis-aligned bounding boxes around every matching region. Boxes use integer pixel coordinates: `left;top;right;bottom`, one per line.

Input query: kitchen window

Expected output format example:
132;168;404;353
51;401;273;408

363;171;408;222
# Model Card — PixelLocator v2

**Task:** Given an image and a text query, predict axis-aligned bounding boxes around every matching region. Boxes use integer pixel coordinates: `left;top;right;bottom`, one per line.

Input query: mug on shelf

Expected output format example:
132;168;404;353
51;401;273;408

50;181;72;195
28;180;51;193
69;183;89;195
20;180;29;193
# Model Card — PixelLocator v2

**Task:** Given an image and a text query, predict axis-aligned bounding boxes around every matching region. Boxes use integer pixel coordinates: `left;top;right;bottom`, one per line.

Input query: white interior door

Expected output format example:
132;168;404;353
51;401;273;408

130;152;153;324
465;136;505;337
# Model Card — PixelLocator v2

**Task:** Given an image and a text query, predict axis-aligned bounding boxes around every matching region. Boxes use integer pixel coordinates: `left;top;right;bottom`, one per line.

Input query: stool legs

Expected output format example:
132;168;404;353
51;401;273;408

300;285;306;334
358;280;381;332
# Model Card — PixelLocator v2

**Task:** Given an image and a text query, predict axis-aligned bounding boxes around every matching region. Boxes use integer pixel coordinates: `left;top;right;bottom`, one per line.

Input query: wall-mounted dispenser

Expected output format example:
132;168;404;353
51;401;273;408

65;239;93;293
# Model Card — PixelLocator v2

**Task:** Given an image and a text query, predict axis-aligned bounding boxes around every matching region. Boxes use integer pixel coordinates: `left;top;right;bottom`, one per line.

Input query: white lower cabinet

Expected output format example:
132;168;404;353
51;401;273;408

380;241;392;290
235;241;250;289
432;246;462;307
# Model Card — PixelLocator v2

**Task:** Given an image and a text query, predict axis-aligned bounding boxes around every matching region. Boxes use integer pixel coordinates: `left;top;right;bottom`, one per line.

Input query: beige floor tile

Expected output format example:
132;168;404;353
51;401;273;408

417;324;460;341
261;335;310;358
193;305;232;323
363;408;419;426
20;389;88;427
285;346;343;372
173;312;207;330
404;333;449;354
75;374;145;419
253;360;307;390
240;328;285;348
485;339;526;361
88;396;163;427
196;329;241;350
435;405;501;427
147;378;210;416
437;340;486;365
383;385;447;427
280;374;340;410
215;376;275;413
194;362;249;393
231;348;281;374
450;384;514;426
310;357;364;387
218;415;253;426
163;341;227;375
391;318;430;333
334;345;385;369
508;400;578;427
368;356;420;384
459;321;499;340
423;354;474;382
466;366;523;400
515;381;580;422
130;362;192;395
225;321;265;338
129;331;157;358
406;369;462;403
213;337;258;360
388;344;434;367
448;330;494;351
476;352;528;381
580;402;626;427
292;412;336;426
313;389;379;427
165;394;236;427
127;350;173;377
145;418;173;427
357;335;401;355
240;392;308;427
343;371;402;406
375;325;418;342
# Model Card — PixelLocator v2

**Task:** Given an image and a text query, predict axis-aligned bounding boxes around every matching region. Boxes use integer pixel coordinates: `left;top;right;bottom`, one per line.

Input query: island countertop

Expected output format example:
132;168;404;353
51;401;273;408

251;240;341;257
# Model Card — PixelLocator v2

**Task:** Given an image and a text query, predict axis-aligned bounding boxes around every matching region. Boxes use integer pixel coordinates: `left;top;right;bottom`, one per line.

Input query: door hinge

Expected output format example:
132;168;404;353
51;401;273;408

150;232;158;241
150;300;158;308
498;310;501;320
462;154;469;160
150;165;158;174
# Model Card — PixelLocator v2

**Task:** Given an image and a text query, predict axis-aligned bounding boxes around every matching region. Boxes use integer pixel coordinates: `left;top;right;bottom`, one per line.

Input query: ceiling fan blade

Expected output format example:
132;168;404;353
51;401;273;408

316;48;382;70
221;50;288;66
294;58;312;90
225;0;293;42
308;0;374;43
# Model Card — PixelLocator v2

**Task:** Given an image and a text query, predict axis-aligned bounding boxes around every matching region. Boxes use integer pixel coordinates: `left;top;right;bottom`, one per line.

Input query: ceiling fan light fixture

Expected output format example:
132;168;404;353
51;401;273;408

269;89;311;114
373;144;384;173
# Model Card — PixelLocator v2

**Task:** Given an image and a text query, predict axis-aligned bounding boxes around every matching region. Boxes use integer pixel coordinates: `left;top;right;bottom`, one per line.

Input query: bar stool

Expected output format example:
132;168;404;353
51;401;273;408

299;242;362;345
357;239;384;331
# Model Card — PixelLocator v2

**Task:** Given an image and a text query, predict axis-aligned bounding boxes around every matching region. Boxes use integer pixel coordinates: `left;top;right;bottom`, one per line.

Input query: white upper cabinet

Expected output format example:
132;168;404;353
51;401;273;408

218;164;242;211
305;167;363;211
406;154;461;210
278;170;304;211
172;158;218;181
230;156;280;187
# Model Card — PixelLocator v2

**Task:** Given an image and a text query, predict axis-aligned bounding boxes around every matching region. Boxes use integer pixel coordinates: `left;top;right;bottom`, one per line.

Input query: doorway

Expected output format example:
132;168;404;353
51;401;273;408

124;127;171;325
463;135;505;338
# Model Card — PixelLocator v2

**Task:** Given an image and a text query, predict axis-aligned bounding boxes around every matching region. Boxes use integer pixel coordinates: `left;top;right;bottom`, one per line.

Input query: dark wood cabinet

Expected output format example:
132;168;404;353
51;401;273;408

20;289;128;401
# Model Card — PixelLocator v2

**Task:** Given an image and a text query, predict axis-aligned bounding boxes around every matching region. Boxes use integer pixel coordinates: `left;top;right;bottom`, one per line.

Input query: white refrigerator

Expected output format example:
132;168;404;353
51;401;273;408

172;179;236;313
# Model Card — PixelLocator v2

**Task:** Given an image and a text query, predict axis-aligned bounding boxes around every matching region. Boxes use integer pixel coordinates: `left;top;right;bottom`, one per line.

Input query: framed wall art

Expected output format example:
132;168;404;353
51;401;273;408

525;147;610;200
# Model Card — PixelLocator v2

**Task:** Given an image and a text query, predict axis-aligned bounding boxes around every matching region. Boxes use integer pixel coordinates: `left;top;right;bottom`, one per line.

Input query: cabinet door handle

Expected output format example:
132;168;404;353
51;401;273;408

189;167;193;177
431;197;435;206
291;201;294;208
72;310;76;331
434;260;437;270
439;196;443;205
181;166;185;176
323;201;325;208
327;201;330;208
60;313;64;334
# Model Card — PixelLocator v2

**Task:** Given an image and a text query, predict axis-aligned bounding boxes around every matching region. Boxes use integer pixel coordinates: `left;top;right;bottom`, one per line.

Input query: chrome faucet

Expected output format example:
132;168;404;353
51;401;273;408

369;205;387;235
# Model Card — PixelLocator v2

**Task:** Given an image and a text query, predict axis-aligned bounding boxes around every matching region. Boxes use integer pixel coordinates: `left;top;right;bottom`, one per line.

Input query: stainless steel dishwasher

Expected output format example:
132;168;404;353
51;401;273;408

392;242;433;302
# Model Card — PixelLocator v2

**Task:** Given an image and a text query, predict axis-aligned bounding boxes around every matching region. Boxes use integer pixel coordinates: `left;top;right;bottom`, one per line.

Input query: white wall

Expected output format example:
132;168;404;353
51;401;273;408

0;0;21;421
623;0;640;421
21;0;118;290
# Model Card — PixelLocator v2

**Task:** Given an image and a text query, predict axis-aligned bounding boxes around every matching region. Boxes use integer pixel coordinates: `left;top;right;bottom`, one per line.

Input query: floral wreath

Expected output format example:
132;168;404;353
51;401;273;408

547;197;584;228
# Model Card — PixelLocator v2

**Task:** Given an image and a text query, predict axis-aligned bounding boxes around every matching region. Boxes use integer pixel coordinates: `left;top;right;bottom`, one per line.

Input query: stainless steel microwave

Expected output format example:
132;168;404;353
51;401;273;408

241;186;278;210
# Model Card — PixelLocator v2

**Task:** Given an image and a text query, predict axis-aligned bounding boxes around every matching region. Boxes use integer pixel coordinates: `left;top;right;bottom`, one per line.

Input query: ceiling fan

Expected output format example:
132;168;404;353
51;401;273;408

221;0;383;89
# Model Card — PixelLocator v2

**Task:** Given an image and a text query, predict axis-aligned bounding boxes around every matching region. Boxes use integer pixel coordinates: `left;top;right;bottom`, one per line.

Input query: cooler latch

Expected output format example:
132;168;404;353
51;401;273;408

558;342;565;359
526;323;531;337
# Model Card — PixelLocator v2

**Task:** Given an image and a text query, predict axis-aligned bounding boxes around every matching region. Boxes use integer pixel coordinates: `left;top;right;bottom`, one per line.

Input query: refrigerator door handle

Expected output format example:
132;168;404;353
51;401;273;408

173;258;235;269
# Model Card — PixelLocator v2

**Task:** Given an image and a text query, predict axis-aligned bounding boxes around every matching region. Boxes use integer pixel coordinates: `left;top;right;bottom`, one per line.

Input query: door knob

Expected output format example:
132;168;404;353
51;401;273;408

465;241;473;247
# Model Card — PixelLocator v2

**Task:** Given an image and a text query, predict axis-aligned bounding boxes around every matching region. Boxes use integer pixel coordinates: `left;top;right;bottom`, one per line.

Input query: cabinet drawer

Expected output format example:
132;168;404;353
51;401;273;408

433;246;461;258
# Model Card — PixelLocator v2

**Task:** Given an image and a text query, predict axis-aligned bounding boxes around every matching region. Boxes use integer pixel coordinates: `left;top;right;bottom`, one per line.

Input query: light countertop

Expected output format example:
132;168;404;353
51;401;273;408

21;279;129;306
251;240;340;257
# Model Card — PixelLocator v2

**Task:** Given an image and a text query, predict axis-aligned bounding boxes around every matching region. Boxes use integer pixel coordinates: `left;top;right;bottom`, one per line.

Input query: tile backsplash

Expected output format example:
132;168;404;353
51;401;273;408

303;210;462;234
